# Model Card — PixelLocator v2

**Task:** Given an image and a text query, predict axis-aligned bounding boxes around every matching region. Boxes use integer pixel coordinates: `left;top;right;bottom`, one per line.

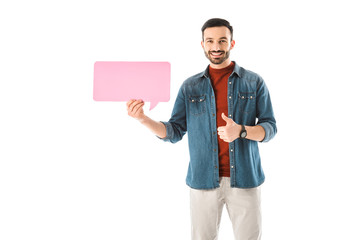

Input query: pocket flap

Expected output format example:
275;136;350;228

239;92;255;100
189;95;206;102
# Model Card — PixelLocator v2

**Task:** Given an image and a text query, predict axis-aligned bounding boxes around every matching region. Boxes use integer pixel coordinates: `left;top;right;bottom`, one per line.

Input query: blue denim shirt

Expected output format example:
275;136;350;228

161;62;277;189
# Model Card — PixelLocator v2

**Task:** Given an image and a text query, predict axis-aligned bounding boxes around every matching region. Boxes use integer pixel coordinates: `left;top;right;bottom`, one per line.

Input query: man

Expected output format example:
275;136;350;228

127;18;276;240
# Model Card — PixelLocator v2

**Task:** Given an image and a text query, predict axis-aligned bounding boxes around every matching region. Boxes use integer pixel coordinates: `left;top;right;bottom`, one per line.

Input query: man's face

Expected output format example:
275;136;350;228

201;26;235;67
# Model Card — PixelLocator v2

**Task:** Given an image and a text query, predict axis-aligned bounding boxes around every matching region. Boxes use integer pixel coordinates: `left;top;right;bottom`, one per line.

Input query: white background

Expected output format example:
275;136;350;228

1;0;359;239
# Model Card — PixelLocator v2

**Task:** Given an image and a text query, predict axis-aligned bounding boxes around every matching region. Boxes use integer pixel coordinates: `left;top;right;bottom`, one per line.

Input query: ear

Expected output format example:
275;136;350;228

201;41;204;49
230;40;235;50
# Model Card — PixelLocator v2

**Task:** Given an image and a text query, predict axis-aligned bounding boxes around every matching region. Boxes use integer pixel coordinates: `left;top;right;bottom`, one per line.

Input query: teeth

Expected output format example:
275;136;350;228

211;52;222;56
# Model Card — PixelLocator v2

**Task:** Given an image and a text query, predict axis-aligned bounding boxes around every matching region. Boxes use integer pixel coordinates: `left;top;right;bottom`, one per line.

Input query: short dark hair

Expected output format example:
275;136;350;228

201;18;233;40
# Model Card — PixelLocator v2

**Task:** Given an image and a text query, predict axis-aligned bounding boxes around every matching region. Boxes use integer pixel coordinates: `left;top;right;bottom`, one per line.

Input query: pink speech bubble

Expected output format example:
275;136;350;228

93;61;170;110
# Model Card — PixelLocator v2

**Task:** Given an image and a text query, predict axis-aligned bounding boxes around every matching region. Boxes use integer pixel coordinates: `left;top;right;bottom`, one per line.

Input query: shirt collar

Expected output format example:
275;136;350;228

201;61;242;78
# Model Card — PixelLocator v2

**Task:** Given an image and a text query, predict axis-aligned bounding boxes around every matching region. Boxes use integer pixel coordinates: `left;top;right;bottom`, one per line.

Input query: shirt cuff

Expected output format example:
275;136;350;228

156;121;172;142
258;122;276;143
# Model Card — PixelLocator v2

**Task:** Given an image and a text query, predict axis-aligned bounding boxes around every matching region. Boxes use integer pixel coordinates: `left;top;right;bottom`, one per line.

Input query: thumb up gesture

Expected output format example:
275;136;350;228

217;113;242;143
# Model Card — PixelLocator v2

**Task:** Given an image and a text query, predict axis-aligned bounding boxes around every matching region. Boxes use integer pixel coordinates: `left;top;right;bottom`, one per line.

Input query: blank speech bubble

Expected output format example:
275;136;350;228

93;61;170;110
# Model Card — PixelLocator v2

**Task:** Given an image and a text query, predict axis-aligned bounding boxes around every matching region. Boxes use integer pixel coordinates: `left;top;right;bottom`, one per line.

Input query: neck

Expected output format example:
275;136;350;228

209;59;232;69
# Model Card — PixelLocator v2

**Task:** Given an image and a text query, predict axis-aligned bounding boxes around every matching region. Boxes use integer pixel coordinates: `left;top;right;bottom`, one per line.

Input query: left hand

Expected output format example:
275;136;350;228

217;113;242;143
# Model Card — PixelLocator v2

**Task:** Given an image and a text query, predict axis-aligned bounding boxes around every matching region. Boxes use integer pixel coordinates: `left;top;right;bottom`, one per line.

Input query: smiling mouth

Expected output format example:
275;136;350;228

210;52;224;57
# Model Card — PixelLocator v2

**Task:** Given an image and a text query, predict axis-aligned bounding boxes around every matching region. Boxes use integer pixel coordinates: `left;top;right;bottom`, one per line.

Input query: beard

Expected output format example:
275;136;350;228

204;50;231;65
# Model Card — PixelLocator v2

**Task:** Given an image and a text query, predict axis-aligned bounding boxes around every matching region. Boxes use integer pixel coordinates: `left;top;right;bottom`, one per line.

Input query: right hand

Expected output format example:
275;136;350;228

126;99;146;121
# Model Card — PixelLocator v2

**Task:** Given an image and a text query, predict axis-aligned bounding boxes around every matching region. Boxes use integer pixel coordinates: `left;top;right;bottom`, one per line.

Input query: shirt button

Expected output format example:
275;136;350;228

231;165;234;168
230;149;233;152
229;114;232;117
212;113;215;117
229;96;232;99
214;149;217;152
229;82;232;84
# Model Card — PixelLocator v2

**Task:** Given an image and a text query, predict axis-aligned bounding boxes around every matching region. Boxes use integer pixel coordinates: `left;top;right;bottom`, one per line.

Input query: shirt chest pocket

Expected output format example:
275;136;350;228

238;92;256;114
189;95;206;116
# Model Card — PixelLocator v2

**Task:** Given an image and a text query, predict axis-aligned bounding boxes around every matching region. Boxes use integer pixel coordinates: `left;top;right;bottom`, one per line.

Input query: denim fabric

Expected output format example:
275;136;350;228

161;62;277;189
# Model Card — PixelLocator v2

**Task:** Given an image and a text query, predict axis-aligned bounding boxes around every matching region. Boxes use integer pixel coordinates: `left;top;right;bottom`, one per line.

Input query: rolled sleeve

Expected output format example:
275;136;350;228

258;122;276;142
256;77;277;143
157;86;187;143
157;121;174;142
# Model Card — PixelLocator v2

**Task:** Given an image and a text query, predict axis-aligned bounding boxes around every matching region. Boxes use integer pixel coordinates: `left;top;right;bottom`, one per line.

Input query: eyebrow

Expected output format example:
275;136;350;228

205;37;228;40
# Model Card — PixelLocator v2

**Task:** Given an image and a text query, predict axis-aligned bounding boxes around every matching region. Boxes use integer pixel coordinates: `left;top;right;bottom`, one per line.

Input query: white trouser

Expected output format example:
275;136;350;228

190;177;262;240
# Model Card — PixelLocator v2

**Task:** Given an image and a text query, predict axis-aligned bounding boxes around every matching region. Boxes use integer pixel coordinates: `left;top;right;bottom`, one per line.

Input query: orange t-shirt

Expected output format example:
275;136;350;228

208;62;235;177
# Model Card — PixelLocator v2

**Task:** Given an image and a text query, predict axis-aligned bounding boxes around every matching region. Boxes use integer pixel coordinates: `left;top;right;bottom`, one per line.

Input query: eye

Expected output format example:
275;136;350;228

207;40;213;43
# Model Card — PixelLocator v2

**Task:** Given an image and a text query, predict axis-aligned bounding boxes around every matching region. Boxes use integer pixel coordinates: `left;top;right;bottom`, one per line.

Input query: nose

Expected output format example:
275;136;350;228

212;42;221;51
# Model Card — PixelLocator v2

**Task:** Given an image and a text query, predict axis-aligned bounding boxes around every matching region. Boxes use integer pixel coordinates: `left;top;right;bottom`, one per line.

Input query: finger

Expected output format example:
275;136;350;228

126;100;134;108
219;136;229;142
130;101;143;113
133;102;144;115
221;113;232;124
128;102;137;114
127;99;138;109
218;131;226;138
129;99;142;110
127;101;135;112
218;132;227;140
127;99;143;107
